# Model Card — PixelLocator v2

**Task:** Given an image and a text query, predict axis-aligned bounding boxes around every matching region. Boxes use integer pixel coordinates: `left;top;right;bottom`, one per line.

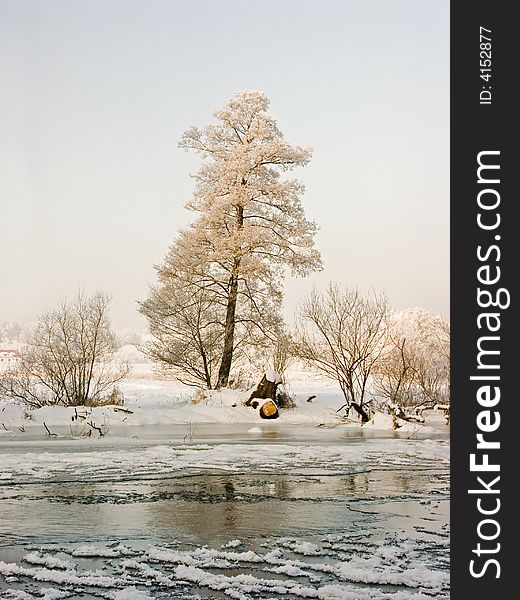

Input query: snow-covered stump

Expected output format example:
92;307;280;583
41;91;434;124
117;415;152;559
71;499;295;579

276;387;296;409
245;371;280;406
244;370;295;418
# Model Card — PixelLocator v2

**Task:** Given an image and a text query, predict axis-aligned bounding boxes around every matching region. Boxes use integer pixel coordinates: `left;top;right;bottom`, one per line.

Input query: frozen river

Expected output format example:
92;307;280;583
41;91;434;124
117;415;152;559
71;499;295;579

0;427;450;599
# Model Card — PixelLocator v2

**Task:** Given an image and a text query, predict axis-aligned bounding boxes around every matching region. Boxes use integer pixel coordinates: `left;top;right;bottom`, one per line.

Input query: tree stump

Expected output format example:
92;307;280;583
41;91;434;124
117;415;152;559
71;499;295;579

245;372;296;418
245;374;278;406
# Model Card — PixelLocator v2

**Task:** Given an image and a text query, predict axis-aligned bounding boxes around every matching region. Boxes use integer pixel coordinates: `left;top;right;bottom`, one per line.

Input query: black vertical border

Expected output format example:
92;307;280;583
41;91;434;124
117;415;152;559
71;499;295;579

451;1;517;597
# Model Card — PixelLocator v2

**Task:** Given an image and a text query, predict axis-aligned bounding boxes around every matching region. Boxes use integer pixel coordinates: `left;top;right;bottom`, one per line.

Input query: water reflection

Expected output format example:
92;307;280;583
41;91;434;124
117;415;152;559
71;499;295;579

0;467;448;546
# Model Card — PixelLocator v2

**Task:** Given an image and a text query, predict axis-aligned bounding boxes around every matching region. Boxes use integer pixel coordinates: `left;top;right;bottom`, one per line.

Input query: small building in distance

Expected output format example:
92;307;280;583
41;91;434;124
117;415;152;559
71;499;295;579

0;349;20;371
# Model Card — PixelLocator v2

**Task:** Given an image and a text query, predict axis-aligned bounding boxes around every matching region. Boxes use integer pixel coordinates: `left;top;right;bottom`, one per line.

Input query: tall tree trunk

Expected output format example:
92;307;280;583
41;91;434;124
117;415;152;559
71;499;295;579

217;269;239;388
217;203;244;388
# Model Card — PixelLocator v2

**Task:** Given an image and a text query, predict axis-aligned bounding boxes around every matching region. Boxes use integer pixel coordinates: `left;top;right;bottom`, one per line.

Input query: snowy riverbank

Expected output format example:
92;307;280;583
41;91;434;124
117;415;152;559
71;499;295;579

0;366;448;443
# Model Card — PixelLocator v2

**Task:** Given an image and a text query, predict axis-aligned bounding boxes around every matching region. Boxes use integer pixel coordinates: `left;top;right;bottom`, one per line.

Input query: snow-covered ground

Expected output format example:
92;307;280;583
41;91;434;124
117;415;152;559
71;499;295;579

0;355;448;440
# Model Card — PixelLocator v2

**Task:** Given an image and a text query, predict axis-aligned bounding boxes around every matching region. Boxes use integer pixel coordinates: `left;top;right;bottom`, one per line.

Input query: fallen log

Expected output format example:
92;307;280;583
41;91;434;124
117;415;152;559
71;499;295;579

387;402;425;423
259;400;279;419
112;406;134;414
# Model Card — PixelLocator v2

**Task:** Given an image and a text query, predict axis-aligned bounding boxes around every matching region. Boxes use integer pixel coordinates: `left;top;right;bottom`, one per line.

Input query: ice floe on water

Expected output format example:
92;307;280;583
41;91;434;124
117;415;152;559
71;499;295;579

0;439;449;485
0;530;449;599
0;435;449;598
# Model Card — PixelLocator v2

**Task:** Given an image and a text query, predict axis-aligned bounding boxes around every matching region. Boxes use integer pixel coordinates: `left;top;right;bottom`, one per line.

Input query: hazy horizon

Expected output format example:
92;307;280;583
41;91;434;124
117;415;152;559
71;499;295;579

0;0;449;330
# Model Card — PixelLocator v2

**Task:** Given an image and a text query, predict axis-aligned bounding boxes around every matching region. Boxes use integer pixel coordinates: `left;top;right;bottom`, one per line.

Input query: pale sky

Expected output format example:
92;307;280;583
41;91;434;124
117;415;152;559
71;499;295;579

0;0;449;331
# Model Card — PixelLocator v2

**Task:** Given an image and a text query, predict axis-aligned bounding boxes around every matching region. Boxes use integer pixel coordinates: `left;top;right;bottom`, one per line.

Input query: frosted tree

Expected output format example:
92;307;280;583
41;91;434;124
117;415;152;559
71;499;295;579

140;91;321;388
0;320;22;342
373;308;450;414
139;228;227;388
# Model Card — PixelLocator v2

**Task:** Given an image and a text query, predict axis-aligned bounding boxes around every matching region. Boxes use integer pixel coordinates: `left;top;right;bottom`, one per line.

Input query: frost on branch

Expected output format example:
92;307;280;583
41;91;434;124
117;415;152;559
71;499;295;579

373;307;450;419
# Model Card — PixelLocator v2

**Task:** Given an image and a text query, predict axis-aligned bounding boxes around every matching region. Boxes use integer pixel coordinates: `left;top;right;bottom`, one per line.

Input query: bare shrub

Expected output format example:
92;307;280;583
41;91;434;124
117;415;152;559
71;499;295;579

373;332;417;408
294;284;389;422
271;329;294;384
0;292;129;407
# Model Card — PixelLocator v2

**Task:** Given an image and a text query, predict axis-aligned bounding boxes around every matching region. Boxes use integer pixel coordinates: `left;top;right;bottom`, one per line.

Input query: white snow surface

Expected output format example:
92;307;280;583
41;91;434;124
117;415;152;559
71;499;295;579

0;362;447;435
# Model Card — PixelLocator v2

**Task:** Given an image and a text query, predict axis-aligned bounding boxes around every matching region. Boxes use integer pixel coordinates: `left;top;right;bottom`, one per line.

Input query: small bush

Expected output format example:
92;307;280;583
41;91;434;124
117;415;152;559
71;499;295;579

85;387;125;407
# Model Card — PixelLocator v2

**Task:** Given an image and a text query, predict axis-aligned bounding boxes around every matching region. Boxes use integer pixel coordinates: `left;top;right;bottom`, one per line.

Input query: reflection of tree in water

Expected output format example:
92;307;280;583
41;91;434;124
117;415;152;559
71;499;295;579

142;474;364;543
337;470;440;499
396;472;412;493
274;479;291;499
223;480;236;529
142;475;327;541
379;470;433;495
340;474;370;495
223;480;235;500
